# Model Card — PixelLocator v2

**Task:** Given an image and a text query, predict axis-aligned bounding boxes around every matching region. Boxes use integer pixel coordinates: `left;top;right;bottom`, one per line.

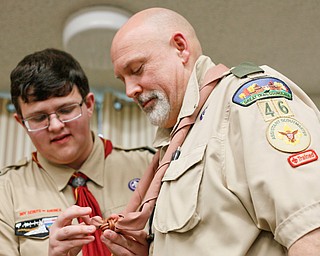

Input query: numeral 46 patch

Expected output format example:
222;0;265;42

257;99;293;122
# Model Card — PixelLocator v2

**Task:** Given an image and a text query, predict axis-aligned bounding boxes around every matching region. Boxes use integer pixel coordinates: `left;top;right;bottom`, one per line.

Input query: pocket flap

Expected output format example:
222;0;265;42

162;144;206;181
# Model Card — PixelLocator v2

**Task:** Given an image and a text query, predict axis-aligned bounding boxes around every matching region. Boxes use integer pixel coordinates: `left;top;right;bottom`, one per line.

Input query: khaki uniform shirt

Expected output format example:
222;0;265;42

0;133;152;256
152;56;320;255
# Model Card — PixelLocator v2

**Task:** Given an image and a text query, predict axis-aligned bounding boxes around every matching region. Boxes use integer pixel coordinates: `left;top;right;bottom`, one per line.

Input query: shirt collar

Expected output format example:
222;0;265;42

37;133;105;191
153;55;215;148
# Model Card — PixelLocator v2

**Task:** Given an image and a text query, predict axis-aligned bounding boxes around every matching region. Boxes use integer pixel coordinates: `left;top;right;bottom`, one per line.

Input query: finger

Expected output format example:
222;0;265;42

101;230;133;255
79;215;103;226
120;229;149;246
54;205;92;228
54;224;97;241
49;236;94;256
51;235;95;248
102;230;148;256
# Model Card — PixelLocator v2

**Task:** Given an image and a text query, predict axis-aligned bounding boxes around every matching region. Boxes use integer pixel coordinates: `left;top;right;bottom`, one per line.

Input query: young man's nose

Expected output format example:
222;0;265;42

47;114;65;131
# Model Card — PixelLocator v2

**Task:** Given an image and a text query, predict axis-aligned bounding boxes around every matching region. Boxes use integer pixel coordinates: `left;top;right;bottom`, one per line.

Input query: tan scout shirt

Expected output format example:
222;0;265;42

152;56;320;255
0;133;152;256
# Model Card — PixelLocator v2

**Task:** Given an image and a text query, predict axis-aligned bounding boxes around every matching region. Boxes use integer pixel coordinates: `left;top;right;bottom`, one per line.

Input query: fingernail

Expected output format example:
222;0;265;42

88;226;95;232
104;230;111;238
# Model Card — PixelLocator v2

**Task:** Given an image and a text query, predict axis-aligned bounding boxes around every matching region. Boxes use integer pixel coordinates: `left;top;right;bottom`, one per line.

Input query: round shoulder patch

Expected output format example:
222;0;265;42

266;117;310;153
128;178;140;191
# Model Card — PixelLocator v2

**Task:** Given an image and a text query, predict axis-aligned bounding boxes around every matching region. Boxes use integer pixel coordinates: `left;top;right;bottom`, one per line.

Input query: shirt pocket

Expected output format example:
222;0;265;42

154;144;206;233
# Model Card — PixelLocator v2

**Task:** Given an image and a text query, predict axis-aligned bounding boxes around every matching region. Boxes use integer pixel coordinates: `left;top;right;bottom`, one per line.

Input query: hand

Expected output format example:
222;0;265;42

48;205;98;256
101;225;149;256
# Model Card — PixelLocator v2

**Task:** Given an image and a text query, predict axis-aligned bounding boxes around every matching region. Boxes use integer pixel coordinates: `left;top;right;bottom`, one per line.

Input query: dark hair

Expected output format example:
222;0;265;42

10;48;89;116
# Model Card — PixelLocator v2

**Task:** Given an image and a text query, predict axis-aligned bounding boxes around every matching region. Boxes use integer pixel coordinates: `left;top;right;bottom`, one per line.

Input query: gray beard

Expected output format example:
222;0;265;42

137;91;170;127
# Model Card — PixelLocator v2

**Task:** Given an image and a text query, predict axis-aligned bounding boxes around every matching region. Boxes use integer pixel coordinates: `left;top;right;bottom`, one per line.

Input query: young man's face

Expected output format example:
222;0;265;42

15;86;95;169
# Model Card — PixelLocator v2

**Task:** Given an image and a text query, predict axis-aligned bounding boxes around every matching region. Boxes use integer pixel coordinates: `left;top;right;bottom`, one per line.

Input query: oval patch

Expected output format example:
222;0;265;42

266;117;310;153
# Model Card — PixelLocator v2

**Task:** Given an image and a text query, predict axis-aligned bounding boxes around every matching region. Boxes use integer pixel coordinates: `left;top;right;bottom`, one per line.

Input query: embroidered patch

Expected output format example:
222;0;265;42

233;77;292;107
15;216;57;238
288;149;318;168
266;117;310;153
257;99;293;122
19;207;61;217
128;178;140;191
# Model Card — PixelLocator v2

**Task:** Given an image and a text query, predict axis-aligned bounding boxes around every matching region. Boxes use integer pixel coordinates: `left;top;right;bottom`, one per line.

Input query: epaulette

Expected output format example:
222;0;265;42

230;62;264;78
113;145;156;154
0;157;28;176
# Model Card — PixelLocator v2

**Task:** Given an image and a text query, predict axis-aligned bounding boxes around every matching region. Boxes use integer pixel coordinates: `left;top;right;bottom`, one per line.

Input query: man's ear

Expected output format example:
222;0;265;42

84;92;95;117
170;32;190;64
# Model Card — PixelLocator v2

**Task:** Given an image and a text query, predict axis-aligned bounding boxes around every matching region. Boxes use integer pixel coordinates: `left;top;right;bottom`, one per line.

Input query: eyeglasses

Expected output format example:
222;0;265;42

22;100;84;132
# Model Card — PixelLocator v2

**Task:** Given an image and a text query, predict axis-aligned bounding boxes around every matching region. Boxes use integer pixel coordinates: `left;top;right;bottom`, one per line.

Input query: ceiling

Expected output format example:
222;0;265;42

2;0;320;103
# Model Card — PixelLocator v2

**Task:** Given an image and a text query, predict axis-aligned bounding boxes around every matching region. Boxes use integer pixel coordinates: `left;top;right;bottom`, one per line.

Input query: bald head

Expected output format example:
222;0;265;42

111;8;202;62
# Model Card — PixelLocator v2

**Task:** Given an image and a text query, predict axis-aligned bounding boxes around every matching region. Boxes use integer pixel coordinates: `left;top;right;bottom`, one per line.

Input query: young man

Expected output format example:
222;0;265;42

49;8;320;256
0;48;153;256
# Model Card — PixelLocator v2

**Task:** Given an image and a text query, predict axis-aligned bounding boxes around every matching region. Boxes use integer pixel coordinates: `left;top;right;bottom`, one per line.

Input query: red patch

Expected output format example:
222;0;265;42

288;149;318;168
